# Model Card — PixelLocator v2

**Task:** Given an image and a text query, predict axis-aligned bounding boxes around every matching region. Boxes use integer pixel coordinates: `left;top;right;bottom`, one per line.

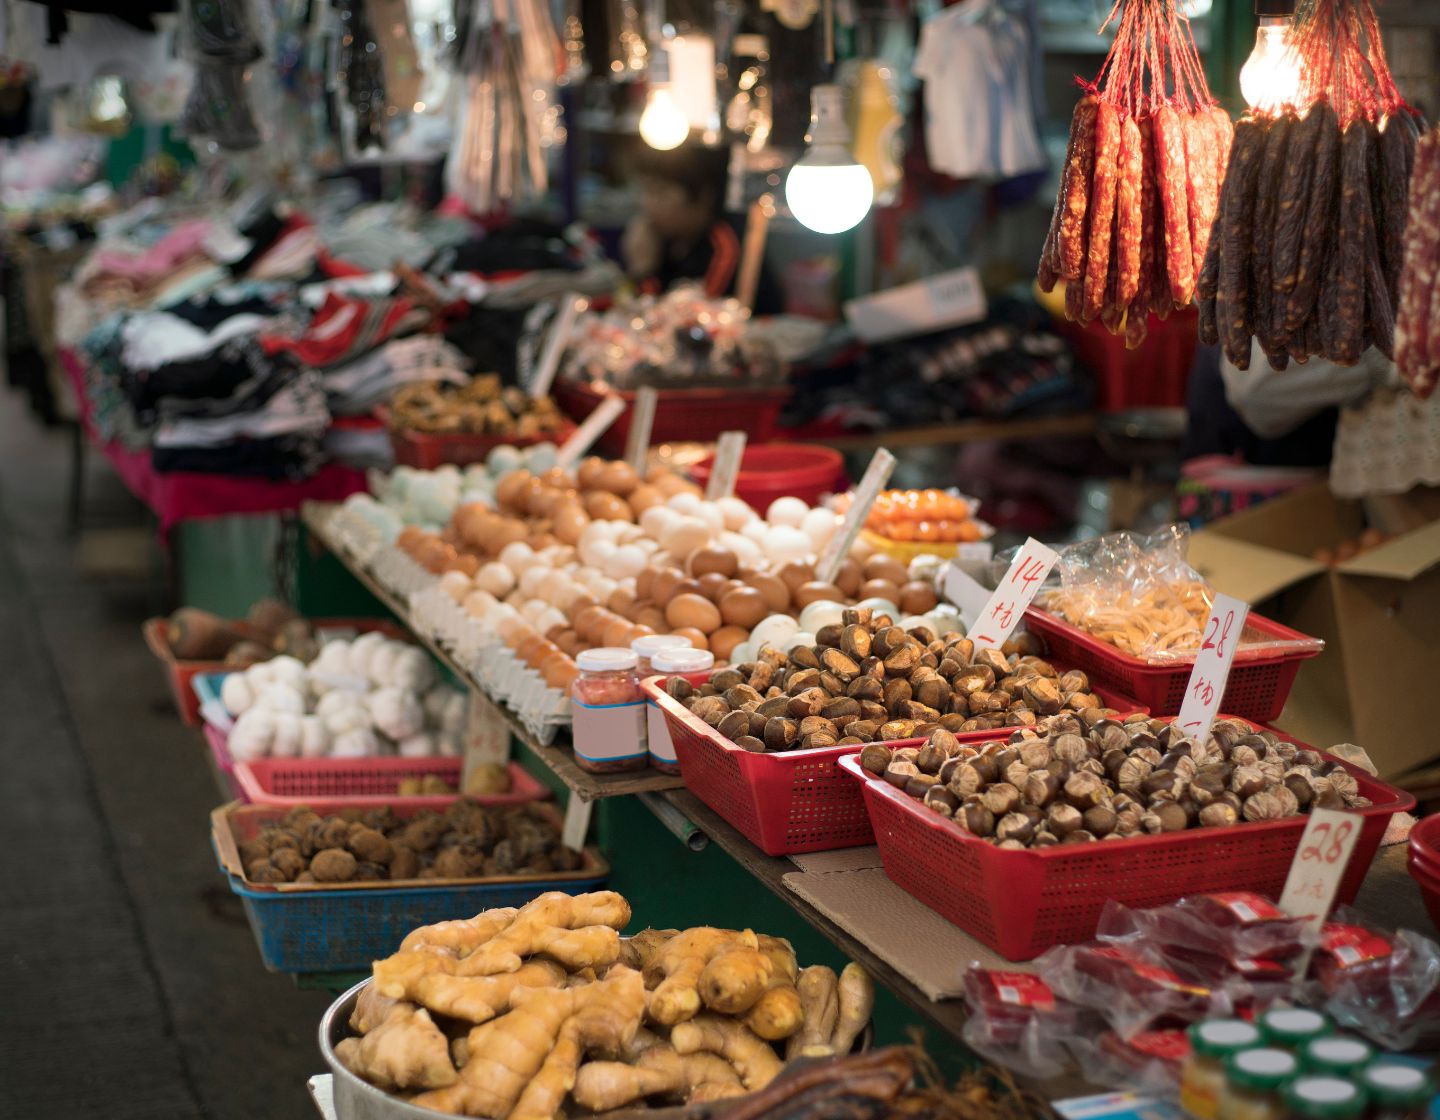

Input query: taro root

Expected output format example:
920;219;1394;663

311;848;359;882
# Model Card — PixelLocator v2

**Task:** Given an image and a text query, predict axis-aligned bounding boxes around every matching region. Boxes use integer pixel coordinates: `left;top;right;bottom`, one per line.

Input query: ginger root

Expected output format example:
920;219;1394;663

645;927;754;1026
786;965;840;1059
831;962;875;1055
399;907;519;955
408;960;566;1023
334;1004;456;1091
350;983;402;1035
698;945;775;1015
739;937;803;1041
455;891;630;977
617;927;677;972
670;1013;784;1091
573;1044;743;1111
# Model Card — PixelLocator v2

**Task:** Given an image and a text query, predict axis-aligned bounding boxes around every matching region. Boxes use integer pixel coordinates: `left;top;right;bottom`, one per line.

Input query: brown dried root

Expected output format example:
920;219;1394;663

406;960;566;1023
670;1013;784;1091
572;1044;744;1111
645;927;756;1026
785;965;840;1059
334;1004;457;1092
453;890;630;977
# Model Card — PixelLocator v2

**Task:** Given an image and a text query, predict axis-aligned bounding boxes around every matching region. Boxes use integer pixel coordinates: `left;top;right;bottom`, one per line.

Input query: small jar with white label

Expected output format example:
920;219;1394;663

631;633;694;680
571;648;648;774
648;647;715;774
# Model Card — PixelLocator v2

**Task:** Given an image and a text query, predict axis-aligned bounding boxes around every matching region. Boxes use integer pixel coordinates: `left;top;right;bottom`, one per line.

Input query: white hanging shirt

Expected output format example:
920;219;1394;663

912;0;1046;181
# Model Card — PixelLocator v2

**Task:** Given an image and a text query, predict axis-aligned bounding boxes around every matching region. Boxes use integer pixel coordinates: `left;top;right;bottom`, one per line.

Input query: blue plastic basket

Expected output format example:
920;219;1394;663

212;804;609;973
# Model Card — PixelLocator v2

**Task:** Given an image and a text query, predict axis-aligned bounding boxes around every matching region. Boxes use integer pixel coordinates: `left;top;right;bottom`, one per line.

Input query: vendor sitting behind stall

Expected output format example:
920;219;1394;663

621;144;779;312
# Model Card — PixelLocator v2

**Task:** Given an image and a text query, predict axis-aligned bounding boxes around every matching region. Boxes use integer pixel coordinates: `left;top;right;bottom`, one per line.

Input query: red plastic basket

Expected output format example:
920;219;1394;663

232;758;548;814
380;408;575;470
840;739;1414;962
1024;607;1320;722
554;378;792;458
689;444;847;512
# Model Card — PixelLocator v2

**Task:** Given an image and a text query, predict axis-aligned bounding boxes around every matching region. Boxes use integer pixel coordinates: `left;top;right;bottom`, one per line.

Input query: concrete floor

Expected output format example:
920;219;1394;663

0;398;330;1120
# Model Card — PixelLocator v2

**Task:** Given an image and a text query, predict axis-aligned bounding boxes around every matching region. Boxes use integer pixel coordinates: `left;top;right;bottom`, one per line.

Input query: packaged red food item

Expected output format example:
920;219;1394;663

1317;921;1440;1051
1039;942;1232;1038
1096;1028;1192;1091
1101;893;1306;964
1311;921;1396;996
960;966;1082;1078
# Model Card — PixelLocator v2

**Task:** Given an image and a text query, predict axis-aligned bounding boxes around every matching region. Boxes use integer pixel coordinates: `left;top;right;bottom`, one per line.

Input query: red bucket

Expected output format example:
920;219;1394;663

690;444;847;513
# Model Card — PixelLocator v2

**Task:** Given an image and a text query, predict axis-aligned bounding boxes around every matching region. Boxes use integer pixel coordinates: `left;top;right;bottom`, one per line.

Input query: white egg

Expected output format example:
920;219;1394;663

537;570;567;604
463;589;497;619
799;600;846;632
606;544;647;580
579;520;612;549
782;630;817;653
539;545;573;566
719;531;762;565
590;576;619;602
930;603;963;626
741;520;770;544
525;441;559;474
749;614;800;653
661;517;711;559
486;601;519;625
766;496;809;528
535;606;567;635
763;525;812;563
898;616;933;633
439;570;472;603
488;573;516;601
640;505;679;540
580;537;618;570
801;507;839;548
716;496;754;531
728;641;755;665
856;597;899;619
615;523;646;545
521;599;548;624
518;566;550;599
499;541;536;574
693;502;725;534
486;444;522;475
667;492;704;516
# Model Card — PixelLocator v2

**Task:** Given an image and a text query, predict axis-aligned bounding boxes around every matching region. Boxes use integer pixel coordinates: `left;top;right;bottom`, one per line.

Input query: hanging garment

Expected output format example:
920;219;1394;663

911;0;1045;181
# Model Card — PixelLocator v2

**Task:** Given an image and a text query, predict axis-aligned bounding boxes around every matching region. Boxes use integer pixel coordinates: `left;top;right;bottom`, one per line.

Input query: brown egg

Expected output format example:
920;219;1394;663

672;579;704;600
860;578;901;604
794;581;845;609
397;526;427;554
749;573;791;613
542;654;578;691
688;546;739;579
576;457;607;491
719;587;768;629
777;561;816;593
573;605;609;643
709;625;748;662
494;470;532;510
553;629;584;657
697;572;730;601
666;593;723;634
898;580;939;616
670;626;710;651
583;490;633;522
649;566;688;603
603;618;637;648
863;554;909;585
519;476;551;515
834;558;864;598
635;607;668;632
652;471;690;496
626;484;665;516
446;553;481;577
539;466;573;489
607;588;637;617
490;518;529;553
552;501;589;546
635;566;659;600
717;579;746;600
530;486;569;519
598;460;640;497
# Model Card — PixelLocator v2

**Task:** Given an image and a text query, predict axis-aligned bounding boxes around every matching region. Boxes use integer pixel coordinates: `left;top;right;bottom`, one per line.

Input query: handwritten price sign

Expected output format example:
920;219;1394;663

1174;593;1249;745
968;539;1059;651
1279;808;1362;939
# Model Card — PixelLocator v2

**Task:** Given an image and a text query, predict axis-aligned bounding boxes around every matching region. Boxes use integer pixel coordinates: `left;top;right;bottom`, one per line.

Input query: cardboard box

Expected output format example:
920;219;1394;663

1189;484;1440;778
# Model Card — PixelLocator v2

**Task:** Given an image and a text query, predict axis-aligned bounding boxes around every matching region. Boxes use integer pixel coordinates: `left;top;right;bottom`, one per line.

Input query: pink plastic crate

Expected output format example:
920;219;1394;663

233;758;548;814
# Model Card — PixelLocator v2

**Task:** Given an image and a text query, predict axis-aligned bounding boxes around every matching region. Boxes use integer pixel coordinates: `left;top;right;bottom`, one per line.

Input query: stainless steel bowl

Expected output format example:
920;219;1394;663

320;980;456;1120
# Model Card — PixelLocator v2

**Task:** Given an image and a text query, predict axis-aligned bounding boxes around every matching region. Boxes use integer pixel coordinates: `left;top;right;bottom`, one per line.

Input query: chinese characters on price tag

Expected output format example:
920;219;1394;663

1174;593;1249;744
1279;808;1362;939
968;539;1059;651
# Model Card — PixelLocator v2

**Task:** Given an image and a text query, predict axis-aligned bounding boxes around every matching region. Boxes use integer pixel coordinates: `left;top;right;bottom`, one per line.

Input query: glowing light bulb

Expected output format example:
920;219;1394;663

784;84;874;235
1239;17;1302;111
639;86;689;150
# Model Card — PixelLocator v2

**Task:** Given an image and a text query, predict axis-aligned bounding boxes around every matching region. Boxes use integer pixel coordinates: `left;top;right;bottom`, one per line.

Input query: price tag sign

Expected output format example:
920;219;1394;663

941;562;994;628
815;448;896;583
461;689;512;787
555;394;627;469
624;386;659;475
1279;808;1363;938
967;538;1059;651
704;431;748;501
1174;593;1250;744
528;293;585;399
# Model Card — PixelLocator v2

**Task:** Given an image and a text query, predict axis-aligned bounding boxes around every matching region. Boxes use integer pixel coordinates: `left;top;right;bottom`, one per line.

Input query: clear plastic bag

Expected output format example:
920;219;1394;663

959;966;1088;1079
1031;526;1324;664
1313;910;1440;1051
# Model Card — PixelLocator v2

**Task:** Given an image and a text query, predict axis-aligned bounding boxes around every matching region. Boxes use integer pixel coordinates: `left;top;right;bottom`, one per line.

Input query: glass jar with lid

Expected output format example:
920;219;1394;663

1283;1075;1367;1120
571;648;648;773
1258;1007;1330;1050
1218;1047;1299;1120
631;633;694;680
1359;1063;1433;1120
1180;1020;1263;1120
647;647;715;774
1302;1036;1374;1078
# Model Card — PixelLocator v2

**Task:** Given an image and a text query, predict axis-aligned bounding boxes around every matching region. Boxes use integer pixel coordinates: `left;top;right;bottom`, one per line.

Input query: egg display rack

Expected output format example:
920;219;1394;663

300;501;685;801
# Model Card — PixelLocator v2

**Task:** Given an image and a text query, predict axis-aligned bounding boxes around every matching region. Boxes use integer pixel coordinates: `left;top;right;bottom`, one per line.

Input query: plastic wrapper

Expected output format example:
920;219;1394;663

1073;1028;1193;1095
1313;911;1440;1051
1033;526;1325;663
959;967;1088;1079
1037;940;1235;1040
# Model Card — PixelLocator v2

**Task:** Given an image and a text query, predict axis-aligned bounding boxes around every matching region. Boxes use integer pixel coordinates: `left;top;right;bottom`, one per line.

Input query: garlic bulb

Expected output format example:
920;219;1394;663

270;712;303;759
299;715;330;759
229;709;278;762
221;674;256;716
368;686;424;740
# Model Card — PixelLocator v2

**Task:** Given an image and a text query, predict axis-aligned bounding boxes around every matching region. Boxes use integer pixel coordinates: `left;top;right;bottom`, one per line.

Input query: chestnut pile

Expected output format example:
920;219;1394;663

664;607;1125;753
237;800;584;884
859;717;1371;848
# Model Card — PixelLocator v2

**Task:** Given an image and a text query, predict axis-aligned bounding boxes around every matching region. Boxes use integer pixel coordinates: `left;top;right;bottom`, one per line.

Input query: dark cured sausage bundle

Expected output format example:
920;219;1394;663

1395;128;1440;398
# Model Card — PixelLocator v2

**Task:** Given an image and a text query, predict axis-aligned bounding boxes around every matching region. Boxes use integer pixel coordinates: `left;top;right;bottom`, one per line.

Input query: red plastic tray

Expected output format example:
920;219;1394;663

688;444;847;513
554;378;791;458
840;731;1414;962
643;671;1145;857
232;758;548;814
381;408;575;470
1024;607;1321;722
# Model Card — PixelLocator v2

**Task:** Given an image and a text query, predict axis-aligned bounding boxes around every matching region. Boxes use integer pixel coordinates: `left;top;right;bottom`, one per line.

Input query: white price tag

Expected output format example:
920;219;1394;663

528;293;585;399
941;563;993;627
924;267;986;324
624;387;660;474
967;538;1059;651
555;394;628;469
705;431;748;501
956;541;994;563
815;448;896;583
1279;808;1363;937
1174;593;1250;743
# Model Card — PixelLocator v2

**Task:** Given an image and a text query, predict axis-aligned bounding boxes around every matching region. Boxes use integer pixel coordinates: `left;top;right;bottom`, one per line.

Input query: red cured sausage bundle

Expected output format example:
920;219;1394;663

1198;0;1419;370
1036;0;1232;349
1395;127;1440;398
